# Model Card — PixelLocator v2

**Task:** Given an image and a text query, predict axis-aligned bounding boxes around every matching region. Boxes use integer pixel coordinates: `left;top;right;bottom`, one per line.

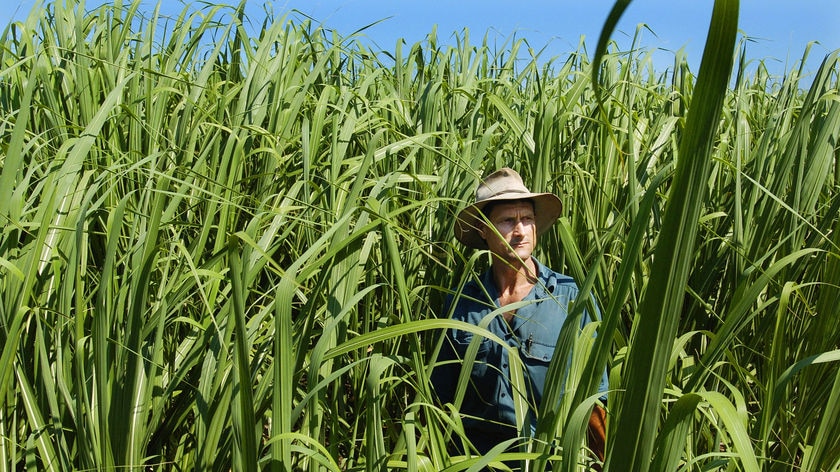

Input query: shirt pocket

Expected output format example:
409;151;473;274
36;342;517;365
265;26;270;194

521;337;555;364
519;330;558;401
452;329;493;379
519;321;560;361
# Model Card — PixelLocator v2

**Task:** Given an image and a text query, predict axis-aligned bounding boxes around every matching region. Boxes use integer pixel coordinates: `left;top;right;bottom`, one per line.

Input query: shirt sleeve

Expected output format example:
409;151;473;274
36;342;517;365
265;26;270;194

430;295;458;405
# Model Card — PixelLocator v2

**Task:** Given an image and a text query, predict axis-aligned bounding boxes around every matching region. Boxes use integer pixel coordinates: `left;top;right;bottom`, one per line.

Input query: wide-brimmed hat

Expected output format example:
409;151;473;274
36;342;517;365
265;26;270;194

454;167;562;249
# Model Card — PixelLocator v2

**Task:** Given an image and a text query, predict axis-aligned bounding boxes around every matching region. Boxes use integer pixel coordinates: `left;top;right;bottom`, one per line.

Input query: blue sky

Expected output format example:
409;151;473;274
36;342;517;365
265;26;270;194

4;1;839;79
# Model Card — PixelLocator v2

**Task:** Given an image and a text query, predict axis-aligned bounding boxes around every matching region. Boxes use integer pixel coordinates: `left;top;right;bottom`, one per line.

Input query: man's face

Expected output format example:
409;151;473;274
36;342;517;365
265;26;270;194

480;200;537;264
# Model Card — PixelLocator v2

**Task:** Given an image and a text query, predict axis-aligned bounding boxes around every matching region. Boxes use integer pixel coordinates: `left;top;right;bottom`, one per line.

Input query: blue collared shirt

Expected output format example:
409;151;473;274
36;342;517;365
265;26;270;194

432;258;608;449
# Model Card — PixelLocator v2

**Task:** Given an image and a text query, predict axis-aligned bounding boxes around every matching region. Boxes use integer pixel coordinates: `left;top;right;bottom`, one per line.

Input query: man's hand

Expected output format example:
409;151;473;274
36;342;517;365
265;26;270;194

587;405;607;462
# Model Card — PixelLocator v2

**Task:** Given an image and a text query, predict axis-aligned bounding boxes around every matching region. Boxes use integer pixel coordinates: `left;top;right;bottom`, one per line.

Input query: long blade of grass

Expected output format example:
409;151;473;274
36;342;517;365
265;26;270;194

0;52;35;219
602;1;739;469
273;274;295;471
229;242;259;471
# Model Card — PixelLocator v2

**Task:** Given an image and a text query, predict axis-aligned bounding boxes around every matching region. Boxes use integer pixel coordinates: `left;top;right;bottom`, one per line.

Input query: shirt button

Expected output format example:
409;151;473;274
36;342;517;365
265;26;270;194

501;393;506;398
503;363;508;368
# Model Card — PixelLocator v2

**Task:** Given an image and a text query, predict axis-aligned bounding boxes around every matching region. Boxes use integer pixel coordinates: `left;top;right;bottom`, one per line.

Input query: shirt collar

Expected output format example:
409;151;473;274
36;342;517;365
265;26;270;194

532;258;556;297
480;257;557;299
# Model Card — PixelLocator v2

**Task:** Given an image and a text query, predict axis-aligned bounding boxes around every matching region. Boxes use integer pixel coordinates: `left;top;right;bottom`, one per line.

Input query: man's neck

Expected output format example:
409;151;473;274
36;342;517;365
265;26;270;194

491;256;537;294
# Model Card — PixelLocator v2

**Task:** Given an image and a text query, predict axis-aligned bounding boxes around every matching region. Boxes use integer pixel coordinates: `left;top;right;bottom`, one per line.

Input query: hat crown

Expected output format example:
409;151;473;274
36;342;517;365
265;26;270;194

475;168;531;201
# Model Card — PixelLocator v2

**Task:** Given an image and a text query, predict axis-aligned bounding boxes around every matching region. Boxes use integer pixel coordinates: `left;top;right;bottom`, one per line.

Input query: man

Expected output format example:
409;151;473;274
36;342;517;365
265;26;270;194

432;167;608;461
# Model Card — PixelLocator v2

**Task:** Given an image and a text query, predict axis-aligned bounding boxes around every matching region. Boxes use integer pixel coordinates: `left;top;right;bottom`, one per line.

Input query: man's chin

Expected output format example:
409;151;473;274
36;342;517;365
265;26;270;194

501;248;532;263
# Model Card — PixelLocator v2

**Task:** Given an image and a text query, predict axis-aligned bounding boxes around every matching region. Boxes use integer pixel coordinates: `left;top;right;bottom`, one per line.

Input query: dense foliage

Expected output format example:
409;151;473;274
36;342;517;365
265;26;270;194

0;0;838;470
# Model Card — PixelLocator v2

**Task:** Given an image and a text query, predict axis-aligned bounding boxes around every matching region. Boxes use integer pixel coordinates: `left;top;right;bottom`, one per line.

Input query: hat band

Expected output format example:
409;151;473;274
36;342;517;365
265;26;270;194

478;187;532;201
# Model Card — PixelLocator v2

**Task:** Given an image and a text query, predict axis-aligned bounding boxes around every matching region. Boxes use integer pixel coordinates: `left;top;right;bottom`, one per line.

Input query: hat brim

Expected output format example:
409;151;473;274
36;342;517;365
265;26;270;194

454;192;562;249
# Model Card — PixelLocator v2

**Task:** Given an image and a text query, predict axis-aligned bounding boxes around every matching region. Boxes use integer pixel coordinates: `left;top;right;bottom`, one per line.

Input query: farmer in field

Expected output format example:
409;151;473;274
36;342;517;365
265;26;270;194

432;167;608;461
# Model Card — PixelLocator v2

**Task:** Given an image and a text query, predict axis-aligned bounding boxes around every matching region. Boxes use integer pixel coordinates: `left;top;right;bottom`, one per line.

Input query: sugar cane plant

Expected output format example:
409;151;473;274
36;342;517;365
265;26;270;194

0;0;838;470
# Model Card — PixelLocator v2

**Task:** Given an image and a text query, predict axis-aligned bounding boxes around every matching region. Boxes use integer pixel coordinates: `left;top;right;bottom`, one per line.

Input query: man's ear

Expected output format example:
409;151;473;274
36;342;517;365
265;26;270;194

477;222;487;240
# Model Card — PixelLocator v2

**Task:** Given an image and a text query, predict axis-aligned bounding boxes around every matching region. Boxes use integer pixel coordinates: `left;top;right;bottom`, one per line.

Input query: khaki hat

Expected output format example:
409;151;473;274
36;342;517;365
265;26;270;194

454;167;562;249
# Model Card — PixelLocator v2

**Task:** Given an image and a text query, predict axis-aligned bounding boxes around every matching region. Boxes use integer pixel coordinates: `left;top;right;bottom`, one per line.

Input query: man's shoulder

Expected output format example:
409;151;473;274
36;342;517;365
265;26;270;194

442;272;494;318
445;272;489;297
535;260;579;292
